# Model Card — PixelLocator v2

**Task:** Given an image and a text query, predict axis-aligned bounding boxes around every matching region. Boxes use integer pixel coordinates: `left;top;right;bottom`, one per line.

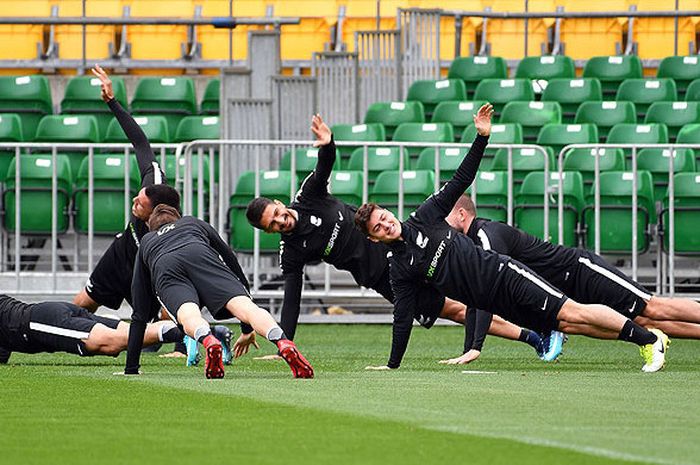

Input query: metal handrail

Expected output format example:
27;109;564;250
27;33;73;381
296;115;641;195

0;17;301;26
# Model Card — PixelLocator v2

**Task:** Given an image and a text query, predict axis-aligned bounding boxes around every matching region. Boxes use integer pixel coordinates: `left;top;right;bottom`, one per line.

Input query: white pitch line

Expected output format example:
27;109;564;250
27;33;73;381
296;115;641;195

461;370;498;374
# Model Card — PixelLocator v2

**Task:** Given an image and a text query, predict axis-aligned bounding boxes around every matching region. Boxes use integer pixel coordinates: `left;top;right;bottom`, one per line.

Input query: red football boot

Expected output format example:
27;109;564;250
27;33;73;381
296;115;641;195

203;335;225;379
277;339;314;379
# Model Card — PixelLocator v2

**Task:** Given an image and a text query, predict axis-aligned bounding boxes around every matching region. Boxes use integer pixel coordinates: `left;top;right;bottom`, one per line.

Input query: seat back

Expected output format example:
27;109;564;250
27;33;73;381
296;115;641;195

200;79;220;115
637;148;696;200
370;170;435;220
644;101;700;141
431;101;487;140
575;101;636;140
347;146;410;183
500;101;562;141
105;115;170;144
0;75;52;140
491;146;555;187
329;170;363;206
542;78;602;123
537;123;599;156
606;123;669;156
331;123;386;157
363;101;424;139
415;146;470;182
615;78;677;122
392;122;454;157
662;173;700;253
515;55;576;93
406;79;467;118
447;56;507;97
473;78;535;117
563;147;625;185
582;55;643;97
280;147;342;179
657;56;700;98
467;171;509;222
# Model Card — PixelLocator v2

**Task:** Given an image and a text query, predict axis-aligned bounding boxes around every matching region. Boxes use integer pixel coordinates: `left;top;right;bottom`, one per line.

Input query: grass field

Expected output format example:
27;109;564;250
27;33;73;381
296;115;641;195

1;324;698;465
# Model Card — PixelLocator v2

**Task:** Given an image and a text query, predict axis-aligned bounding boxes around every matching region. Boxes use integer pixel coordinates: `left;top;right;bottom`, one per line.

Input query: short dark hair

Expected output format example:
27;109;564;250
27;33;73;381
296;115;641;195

148;204;181;231
246;197;274;230
354;203;379;236
454;194;476;216
145;184;181;214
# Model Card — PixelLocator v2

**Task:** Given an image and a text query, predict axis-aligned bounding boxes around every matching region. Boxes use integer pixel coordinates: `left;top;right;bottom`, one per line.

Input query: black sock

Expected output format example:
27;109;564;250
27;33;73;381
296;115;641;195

163;327;185;344
518;329;542;349
618;320;657;346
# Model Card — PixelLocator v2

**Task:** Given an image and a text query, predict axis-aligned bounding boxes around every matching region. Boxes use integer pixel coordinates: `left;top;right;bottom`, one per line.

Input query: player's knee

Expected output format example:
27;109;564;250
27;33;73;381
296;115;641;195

558;300;587;325
642;297;664;319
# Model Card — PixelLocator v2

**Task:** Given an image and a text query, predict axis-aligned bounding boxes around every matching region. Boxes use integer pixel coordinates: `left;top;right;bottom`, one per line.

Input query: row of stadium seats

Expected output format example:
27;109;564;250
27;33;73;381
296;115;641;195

0;75;219;140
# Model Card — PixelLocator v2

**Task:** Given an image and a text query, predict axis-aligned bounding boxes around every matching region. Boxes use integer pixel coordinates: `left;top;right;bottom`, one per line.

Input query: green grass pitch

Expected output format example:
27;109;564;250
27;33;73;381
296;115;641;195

0;324;697;465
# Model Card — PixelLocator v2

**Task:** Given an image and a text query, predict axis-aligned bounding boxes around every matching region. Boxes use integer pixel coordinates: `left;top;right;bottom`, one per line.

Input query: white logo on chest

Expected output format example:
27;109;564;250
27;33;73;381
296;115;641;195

416;232;429;249
310;216;322;227
157;224;175;236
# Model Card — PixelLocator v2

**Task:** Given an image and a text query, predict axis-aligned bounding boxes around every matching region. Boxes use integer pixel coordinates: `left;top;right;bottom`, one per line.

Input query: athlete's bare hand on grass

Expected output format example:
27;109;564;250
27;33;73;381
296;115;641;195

90;64;114;103
233;331;260;358
253;354;283;361
365;365;393;370
473;103;494;137
438;349;481;365
311;113;332;147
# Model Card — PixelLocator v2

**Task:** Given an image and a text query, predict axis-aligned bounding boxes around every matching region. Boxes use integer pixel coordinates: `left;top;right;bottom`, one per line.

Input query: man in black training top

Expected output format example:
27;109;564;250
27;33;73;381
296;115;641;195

126;205;314;379
442;193;700;361
244;114;546;359
0;294;185;360
355;103;669;373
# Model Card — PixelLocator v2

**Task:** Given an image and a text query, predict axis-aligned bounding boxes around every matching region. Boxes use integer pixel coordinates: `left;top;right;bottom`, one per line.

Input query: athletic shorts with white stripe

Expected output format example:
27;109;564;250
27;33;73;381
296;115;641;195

557;250;651;319
27;302;120;356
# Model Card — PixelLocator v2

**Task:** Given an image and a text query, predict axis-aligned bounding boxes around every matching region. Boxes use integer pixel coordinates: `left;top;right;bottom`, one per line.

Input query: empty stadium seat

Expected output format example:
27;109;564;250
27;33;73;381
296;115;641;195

616;78;677;122
370;170;435;220
473;79;535;117
0;113;24;183
200;79;220;115
657;56;700;99
34;115;100;176
583;171;655;253
3;154;72;234
563;147;626;185
515;171;584;247
606;123;669;156
130;77;197;139
164;154;211;217
347;147;410;184
637;148;696;200
331;123;386;158
644;101;700;142
414;146;472;183
0;75;52;141
676;123;700;156
462;123;523;163
228;170;294;252
542;78;602;123
363;101;425;140
392;122;454;157
467;171;509;222
575;101;636;140
73;154;139;234
536;123;599;156
431;101;487;141
329;170;364;206
491;146;555;188
60;75;127;140
661;173;700;254
280;146;342;180
500;101;562;142
406;79;467;118
174;115;220;141
684;78;700;102
514;55;576;93
104;115;170;144
583;56;643;97
447;56;508;98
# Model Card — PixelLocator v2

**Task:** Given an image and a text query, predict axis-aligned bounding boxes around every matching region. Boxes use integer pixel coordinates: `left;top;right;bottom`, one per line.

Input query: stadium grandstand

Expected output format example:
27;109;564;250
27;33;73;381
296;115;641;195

1;3;700;463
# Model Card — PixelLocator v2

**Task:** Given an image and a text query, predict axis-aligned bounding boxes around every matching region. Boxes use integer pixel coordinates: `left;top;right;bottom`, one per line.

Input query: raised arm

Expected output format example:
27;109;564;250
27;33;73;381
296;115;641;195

125;249;156;374
297;114;336;198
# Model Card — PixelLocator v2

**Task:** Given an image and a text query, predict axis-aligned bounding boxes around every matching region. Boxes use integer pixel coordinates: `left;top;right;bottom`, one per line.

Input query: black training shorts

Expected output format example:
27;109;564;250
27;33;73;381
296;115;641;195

85;237;133;310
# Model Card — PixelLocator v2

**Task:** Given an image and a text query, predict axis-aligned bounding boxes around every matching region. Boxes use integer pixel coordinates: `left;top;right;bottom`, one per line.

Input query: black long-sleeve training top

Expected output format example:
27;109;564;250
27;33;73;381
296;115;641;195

125;216;250;374
278;138;389;339
386;134;505;368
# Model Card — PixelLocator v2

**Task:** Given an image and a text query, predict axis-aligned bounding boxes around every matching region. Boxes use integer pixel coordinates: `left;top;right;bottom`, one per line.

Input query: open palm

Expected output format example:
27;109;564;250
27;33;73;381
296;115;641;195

473;103;494;137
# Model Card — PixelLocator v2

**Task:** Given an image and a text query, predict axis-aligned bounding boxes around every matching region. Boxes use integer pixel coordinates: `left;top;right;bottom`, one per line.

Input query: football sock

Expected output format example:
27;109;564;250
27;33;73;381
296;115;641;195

519;329;542;349
194;325;212;344
617;320;658;346
266;326;286;343
173;340;187;354
160;324;185;344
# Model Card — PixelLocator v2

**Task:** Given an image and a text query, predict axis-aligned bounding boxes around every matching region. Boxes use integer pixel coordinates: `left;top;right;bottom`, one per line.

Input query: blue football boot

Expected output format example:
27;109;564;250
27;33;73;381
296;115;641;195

541;331;567;362
184;335;201;366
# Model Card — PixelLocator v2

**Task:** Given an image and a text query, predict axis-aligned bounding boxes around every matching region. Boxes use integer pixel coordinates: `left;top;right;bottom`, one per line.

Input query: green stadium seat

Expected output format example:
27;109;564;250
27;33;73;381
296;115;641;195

329;170;364;206
363;101;425;140
415;146;471;182
575;101;636;140
200;79;219;115
500;101;562;142
0;75;52;141
644;101;700;141
661;173;700;254
392;122;454;157
491;146;555;188
34;115;100;177
582;55;643;97
131;77;197;140
462;122;523;167
542;78;602;123
514;171;584;246
228;170;294;252
637;148;696;200
431;101;487;141
536;123;599;156
0;113;24;184
676;124;700;159
347;146;410;183
563;147;626;185
467;171;509;222
615;78;677;122
164;154;211;217
60;75;127;140
583;171;655;253
3;154;72;234
280;146;342;179
73;154;140;234
606;123;669;157
684;78;700;102
369;170;435;220
173;115;220;181
447;56;508;98
105;115;170;144
657;56;700;99
473;79;535;117
406;79;467;118
331;123;386;157
515;55;576;93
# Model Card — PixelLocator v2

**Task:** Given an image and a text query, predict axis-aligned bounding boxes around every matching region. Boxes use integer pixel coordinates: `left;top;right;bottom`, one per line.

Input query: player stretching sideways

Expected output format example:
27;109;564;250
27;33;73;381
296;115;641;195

355;103;669;373
126;205;314;379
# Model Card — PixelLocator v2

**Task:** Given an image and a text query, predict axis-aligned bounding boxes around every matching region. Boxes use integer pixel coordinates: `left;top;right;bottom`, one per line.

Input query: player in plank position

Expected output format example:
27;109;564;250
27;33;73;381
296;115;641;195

355;103;669;373
125;205;314;379
441;193;700;363
243;114;547;360
0;294;184;359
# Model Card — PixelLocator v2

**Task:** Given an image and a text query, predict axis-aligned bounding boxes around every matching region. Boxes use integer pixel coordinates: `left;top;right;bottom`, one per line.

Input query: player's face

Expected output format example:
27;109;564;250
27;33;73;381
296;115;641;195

132;188;153;220
366;207;401;243
259;200;296;233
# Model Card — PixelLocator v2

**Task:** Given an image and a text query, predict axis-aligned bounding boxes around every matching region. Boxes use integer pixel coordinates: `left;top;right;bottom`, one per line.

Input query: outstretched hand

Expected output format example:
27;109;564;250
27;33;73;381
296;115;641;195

311;113;332;147
90;64;114;103
438;349;481;365
233;331;260;358
473;103;494;137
